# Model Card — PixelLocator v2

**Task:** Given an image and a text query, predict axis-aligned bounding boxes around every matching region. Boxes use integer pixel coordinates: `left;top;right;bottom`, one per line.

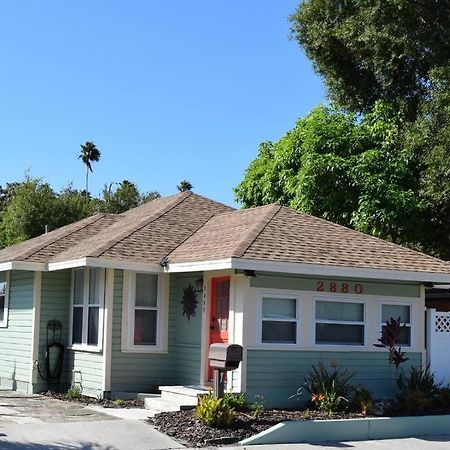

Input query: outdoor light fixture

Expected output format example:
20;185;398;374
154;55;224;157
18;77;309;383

195;278;203;292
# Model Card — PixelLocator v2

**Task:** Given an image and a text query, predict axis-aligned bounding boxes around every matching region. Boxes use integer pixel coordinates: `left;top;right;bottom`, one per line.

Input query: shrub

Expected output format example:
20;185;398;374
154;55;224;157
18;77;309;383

350;387;373;415
196;394;234;428
374;317;408;369
222;393;248;412
66;387;82;399
303;361;356;414
113;399;126;407
391;365;442;415
397;365;440;394
251;395;265;419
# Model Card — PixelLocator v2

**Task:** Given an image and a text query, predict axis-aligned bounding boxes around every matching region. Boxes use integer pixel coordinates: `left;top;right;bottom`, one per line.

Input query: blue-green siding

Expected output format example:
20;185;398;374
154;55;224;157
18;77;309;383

246;350;423;407
250;274;421;298
110;271;203;392
0;271;35;392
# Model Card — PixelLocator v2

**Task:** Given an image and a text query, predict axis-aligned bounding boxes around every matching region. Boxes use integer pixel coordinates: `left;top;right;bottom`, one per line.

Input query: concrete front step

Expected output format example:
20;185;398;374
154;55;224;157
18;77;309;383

144;385;211;412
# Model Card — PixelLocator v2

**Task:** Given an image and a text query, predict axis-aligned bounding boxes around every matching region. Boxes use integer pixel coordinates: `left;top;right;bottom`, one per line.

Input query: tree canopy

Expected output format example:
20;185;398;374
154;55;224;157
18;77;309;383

0;176;160;249
235;102;450;257
289;0;450;118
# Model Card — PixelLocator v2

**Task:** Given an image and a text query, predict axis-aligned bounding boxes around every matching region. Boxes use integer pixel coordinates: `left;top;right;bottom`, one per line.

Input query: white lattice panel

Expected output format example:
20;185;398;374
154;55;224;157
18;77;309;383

435;314;450;333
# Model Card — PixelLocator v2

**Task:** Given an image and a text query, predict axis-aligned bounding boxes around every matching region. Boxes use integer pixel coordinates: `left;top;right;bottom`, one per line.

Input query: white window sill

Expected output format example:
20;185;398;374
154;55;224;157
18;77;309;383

68;345;103;353
121;346;167;354
0;323;8;328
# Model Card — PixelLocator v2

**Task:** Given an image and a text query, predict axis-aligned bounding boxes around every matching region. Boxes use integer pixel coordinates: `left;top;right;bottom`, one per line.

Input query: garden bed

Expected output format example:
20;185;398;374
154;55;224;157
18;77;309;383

149;409;367;447
42;390;144;409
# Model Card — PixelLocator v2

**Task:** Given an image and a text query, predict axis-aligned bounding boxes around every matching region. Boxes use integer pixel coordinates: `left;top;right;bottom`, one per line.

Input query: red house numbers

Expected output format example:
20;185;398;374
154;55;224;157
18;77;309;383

316;280;363;294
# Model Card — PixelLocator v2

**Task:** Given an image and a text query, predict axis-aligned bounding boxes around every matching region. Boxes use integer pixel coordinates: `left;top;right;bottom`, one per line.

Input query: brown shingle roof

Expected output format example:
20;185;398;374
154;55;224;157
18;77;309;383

0;192;233;266
1;191;449;276
168;205;450;274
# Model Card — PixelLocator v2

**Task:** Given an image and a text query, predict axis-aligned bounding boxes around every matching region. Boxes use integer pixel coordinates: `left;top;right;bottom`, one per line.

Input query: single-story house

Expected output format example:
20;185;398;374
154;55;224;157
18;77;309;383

1;191;450;407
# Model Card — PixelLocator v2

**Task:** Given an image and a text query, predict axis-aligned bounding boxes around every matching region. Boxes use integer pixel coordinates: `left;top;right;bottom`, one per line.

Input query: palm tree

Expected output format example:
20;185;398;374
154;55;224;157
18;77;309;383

176;180;193;192
78;141;101;200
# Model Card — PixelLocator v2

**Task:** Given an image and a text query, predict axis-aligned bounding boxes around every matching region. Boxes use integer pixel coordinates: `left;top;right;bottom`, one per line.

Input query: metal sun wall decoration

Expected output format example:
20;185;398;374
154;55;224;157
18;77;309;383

181;283;198;320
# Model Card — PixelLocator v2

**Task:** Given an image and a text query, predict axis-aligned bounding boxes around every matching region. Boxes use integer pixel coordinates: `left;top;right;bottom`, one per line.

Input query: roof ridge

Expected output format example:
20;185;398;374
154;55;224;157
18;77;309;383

232;204;282;258
277;205;450;265
89;192;192;258
20;213;109;261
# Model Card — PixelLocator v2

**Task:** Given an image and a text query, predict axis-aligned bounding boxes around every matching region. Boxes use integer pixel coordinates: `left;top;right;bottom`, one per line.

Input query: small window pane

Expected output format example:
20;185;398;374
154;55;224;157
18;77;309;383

89;269;102;305
382;325;411;346
0;296;4;322
134;310;157;345
73;269;84;305
88;307;99;346
262;321;296;343
262;297;296;319
72;307;83;344
316;301;364;322
382;304;410;324
135;274;158;307
316;323;364;345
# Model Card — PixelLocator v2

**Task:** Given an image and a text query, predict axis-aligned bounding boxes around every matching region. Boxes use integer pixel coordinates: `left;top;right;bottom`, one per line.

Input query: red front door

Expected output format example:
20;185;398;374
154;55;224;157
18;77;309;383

208;276;230;380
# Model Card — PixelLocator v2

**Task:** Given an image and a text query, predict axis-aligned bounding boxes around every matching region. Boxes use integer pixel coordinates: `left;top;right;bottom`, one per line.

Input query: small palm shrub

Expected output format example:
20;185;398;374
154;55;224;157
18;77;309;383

303;361;356;414
66;387;82;399
350;387;373;415
196;394;235;428
222;392;248;412
391;365;442;415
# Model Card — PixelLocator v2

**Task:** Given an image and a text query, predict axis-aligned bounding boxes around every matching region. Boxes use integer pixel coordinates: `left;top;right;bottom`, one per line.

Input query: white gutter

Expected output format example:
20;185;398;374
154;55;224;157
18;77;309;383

0;261;46;272
48;257;163;273
166;258;233;273
230;258;450;284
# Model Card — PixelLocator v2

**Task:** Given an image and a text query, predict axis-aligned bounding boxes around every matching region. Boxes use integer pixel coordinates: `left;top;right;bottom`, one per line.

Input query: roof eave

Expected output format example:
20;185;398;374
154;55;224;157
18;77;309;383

0;261;47;272
231;258;450;284
48;257;163;273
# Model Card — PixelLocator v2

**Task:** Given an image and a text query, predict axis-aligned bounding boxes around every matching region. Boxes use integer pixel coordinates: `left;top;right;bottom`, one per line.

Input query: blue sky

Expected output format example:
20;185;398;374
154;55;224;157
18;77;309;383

0;1;324;206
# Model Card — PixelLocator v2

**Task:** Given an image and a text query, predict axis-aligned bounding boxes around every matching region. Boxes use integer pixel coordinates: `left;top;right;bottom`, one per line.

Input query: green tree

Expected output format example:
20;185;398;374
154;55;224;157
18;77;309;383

102;180;161;213
78;141;101;199
177;180;193;192
289;0;450;117
0;177;58;247
235;103;427;250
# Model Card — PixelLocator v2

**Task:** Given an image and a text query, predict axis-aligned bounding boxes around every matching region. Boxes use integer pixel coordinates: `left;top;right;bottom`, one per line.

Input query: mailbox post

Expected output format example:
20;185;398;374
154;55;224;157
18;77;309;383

208;343;243;398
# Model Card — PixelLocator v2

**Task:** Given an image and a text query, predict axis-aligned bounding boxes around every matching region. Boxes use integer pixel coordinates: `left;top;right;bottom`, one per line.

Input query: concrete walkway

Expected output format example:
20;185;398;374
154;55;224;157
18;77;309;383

0;390;183;449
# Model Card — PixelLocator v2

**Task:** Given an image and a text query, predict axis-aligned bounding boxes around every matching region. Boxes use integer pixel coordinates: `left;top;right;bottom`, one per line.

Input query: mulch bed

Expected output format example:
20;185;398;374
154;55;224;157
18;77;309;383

42;390;144;409
149;409;367;447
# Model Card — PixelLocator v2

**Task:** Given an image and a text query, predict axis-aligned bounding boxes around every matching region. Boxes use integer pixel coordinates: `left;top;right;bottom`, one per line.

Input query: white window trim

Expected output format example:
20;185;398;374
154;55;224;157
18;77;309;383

258;292;300;347
121;271;166;353
68;268;105;352
313;296;367;347
379;300;413;349
0;271;10;328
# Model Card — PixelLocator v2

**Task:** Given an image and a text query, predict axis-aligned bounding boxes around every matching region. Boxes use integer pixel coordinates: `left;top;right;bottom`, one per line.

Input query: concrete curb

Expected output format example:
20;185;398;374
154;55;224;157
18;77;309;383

240;414;450;445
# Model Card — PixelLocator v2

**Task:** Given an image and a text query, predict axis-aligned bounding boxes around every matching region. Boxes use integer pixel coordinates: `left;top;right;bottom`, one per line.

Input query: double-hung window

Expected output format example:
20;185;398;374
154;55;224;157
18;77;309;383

261;295;298;344
71;268;105;350
381;303;411;346
0;271;9;327
125;272;161;350
315;299;365;346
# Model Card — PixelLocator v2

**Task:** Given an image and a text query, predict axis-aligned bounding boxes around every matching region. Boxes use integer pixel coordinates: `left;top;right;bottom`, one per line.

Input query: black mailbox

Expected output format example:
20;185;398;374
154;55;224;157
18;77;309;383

209;343;243;371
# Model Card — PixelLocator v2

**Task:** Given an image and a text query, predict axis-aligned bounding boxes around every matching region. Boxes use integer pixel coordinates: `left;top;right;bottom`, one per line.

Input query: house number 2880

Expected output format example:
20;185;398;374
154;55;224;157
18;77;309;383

316;281;363;294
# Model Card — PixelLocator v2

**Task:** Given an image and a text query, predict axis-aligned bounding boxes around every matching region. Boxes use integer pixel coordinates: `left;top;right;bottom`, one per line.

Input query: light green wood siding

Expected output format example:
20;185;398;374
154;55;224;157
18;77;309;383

170;273;202;385
35;271;71;392
250;274;421;298
110;270;174;392
246;350;423;407
66;350;104;397
0;271;34;392
110;271;203;392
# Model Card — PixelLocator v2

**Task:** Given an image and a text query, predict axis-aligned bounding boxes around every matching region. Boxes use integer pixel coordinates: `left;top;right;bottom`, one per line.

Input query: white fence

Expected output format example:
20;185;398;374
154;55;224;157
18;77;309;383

427;308;450;385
